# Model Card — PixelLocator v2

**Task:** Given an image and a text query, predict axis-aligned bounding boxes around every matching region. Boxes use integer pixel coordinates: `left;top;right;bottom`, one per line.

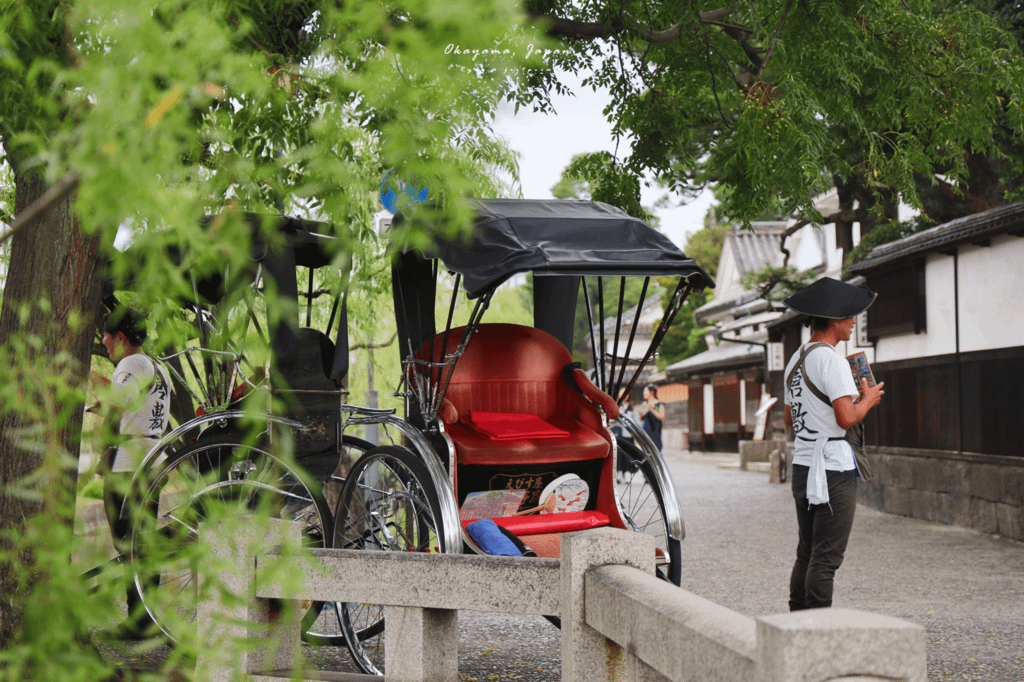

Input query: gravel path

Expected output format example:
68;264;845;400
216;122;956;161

668;449;1024;682
89;447;1024;681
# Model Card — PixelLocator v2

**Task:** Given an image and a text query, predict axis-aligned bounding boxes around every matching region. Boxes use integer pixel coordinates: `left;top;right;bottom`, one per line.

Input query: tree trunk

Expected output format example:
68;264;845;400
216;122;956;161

0;150;106;645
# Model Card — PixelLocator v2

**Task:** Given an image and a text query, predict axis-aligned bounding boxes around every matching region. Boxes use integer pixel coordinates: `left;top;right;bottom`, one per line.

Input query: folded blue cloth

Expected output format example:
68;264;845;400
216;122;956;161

465;519;523;556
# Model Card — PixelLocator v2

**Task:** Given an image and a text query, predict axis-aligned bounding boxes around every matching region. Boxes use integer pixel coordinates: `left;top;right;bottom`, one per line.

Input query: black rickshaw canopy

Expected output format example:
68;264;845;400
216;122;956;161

414;198;712;297
105;212;350;381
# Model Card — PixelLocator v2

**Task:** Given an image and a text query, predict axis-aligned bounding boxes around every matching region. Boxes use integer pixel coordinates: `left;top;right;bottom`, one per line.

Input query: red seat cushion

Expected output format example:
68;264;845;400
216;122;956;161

464;410;570;441
461;510;611;535
445;418;608;465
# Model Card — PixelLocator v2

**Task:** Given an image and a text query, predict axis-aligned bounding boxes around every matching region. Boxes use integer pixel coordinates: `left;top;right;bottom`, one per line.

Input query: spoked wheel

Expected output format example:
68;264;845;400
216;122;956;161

301;435;374;647
614;437;683;586
128;432;332;645
332;445;450;675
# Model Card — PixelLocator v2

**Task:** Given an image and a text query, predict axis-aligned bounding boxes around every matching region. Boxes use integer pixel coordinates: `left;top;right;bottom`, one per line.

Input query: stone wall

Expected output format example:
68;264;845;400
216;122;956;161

860;447;1024;542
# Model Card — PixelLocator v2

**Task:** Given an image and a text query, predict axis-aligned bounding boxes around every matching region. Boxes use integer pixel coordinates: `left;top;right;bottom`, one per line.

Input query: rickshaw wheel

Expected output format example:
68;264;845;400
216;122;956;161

332;445;448;676
301;434;375;647
615;437;683;586
127;432;332;645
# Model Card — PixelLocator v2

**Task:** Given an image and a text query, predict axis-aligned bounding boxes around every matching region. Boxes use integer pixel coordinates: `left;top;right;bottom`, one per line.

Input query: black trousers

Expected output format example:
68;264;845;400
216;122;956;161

789;464;857;611
102;455;162;631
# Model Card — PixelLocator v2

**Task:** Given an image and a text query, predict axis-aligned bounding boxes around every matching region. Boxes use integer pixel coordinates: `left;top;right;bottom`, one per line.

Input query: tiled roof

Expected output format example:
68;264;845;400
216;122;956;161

595;294;663;336
663;333;767;380
693;225;784;324
726;227;785;280
849;202;1024;273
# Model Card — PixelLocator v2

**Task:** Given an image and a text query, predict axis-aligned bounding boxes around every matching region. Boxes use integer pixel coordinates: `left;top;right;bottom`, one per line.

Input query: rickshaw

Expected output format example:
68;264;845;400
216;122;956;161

328;198;713;674
114;201;712;675
111;214;378;648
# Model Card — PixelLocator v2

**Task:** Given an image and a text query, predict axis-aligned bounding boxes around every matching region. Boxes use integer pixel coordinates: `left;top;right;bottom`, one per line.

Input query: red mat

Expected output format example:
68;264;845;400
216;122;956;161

465;410;570;441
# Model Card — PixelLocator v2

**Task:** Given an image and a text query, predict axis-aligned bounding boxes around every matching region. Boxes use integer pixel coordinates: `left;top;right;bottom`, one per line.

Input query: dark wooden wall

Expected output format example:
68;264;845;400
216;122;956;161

866;346;1024;457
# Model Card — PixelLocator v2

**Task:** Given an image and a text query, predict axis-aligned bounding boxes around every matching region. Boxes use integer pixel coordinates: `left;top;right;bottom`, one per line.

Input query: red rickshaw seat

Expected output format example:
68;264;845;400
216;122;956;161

421;324;613;466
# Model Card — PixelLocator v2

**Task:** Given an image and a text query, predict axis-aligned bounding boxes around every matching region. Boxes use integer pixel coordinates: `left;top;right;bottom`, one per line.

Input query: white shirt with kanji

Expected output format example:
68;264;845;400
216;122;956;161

783;343;859;472
110;353;171;472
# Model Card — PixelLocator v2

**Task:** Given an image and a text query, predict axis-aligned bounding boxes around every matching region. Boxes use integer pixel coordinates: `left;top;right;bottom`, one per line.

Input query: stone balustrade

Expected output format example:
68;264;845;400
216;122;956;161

196;521;925;682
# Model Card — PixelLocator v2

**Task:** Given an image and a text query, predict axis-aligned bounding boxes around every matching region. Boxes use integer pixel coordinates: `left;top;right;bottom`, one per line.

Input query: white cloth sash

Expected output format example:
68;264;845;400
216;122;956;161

806;436;830;507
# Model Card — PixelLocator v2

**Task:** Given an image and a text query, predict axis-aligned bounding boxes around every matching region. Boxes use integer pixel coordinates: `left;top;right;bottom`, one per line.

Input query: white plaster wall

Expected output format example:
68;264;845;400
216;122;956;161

606;336;653;360
873;253;956;363
791;226;826;271
715;241;741;300
957;234;1024;353
824;224;846;273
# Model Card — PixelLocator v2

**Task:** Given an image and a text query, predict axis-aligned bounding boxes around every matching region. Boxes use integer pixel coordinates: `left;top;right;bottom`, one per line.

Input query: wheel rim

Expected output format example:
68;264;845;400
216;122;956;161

302;436;374;647
614;442;682;585
129;439;330;644
334;447;446;675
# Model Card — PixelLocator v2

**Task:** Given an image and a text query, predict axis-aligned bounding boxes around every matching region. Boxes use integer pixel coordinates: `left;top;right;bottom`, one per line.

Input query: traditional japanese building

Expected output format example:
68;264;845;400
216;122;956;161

841;202;1024;540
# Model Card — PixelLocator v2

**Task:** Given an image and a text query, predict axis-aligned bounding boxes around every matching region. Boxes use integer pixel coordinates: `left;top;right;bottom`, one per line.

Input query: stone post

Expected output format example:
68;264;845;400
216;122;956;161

755;608;926;682
195;518;303;682
385;605;459;682
560;527;655;682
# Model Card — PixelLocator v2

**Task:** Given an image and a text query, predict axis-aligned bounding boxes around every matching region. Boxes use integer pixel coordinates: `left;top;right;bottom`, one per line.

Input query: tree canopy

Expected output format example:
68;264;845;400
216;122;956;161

517;0;1024;232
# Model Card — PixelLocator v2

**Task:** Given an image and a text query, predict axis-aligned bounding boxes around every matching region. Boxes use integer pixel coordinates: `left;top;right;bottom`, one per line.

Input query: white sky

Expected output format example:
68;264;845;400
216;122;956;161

490;70;715;251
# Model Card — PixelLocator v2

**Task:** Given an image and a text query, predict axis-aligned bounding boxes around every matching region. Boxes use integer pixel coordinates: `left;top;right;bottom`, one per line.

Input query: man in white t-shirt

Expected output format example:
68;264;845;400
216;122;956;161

91;308;170;638
782;278;885;612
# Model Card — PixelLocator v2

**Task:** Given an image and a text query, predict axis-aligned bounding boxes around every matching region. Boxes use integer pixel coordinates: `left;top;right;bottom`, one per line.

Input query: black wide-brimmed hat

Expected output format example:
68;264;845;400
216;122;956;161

783;277;877;319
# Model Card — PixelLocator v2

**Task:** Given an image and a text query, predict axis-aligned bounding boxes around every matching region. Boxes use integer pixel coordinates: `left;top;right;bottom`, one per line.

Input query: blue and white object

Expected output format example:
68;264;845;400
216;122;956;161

379;169;429;214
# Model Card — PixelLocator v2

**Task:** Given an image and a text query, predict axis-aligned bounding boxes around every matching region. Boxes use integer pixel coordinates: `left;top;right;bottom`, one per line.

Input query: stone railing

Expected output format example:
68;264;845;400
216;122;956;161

196;521;926;682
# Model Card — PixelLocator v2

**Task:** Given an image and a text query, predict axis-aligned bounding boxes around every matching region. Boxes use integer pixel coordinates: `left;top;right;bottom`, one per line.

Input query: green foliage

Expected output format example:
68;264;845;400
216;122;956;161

842;216;937;274
680;220;731;280
740;265;816;302
655;215;728;368
536;0;1024;225
0;0;549;673
552;152;654;221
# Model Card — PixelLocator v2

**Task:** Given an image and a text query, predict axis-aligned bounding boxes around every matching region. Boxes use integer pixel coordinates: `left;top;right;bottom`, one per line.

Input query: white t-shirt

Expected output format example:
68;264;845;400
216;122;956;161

784;342;859;471
110;353;171;472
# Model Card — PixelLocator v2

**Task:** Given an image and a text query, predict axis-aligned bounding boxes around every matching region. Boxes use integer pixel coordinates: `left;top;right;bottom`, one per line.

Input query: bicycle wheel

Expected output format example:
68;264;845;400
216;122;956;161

301;434;374;647
128;432;332;645
614;437;683;586
332;445;450;675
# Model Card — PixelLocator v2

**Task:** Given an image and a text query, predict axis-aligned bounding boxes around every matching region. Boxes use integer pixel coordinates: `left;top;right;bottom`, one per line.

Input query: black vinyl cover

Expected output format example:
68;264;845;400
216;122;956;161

410;199;714;298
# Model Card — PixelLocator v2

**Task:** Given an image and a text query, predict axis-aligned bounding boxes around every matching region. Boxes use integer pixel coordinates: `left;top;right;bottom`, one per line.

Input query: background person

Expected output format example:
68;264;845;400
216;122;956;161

637;384;665;452
782;277;885;612
90;308;171;638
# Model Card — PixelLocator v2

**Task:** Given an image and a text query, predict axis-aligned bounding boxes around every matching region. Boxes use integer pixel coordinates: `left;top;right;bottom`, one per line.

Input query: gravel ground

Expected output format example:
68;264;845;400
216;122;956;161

668;449;1024;682
87;447;1024;681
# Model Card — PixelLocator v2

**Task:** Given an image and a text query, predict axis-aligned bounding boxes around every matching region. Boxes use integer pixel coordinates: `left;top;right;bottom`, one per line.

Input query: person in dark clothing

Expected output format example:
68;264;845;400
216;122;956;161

638;384;665;452
782;278;885;611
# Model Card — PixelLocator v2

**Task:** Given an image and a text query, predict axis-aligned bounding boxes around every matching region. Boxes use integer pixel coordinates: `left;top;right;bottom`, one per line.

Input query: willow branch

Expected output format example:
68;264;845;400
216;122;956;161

350;331;398;351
